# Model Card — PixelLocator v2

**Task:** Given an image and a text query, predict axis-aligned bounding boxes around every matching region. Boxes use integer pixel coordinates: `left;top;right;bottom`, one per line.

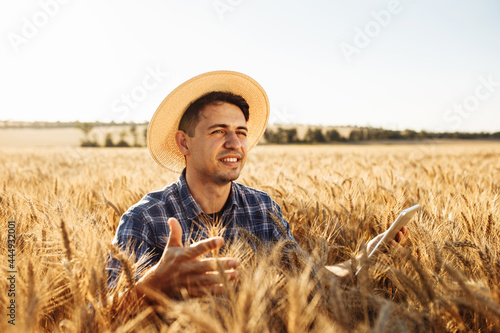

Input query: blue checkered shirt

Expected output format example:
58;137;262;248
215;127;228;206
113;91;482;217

107;169;298;285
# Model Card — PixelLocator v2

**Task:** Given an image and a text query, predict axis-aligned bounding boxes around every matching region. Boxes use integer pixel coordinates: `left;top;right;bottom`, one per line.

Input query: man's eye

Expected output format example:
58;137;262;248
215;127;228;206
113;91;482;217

237;132;247;136
212;130;223;134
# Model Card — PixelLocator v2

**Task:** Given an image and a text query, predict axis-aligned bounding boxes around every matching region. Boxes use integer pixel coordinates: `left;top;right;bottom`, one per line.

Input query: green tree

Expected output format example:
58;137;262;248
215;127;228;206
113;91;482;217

104;133;115;147
116;129;130;147
264;128;277;143
76;122;99;147
349;129;364;141
284;128;299;143
143;127;148;146
130;124;141;147
325;129;341;142
76;122;94;140
304;128;326;143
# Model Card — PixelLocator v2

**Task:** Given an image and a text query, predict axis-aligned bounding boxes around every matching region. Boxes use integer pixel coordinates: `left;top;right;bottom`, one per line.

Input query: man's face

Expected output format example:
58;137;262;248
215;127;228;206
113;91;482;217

184;102;248;185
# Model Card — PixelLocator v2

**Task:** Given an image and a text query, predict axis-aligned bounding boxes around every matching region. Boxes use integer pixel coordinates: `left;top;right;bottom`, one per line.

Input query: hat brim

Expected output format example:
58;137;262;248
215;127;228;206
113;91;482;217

147;70;270;173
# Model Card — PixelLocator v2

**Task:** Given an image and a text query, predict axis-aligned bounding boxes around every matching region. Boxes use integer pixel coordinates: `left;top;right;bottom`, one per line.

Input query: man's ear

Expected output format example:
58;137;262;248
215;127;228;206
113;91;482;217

175;130;190;156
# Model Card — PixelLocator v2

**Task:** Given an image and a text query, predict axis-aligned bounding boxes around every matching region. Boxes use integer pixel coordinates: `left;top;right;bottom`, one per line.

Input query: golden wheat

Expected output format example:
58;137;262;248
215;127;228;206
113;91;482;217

0;142;499;332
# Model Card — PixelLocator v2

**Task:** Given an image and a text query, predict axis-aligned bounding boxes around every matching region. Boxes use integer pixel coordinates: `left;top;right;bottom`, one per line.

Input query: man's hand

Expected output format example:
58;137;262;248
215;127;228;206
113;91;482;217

366;226;408;255
135;217;238;299
325;226;408;279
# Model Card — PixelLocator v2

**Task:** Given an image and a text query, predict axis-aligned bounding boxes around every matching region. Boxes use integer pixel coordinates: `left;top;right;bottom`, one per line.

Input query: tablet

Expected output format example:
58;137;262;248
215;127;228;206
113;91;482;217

355;204;420;275
368;204;420;259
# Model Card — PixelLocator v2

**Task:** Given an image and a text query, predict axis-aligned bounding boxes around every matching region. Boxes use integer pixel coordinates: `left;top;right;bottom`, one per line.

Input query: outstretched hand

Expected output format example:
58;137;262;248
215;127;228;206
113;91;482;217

136;217;238;299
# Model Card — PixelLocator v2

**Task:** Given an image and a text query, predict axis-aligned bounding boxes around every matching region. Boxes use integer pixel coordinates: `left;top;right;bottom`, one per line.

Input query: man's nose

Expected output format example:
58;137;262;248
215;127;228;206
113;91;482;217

224;131;242;150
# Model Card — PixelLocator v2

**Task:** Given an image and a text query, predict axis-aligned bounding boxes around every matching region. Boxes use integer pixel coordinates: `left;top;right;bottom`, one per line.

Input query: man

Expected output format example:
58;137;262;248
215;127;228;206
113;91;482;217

107;70;406;300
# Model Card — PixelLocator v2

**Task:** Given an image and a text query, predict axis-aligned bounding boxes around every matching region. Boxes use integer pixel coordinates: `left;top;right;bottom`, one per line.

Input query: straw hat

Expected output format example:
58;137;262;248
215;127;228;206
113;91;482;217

147;70;270;173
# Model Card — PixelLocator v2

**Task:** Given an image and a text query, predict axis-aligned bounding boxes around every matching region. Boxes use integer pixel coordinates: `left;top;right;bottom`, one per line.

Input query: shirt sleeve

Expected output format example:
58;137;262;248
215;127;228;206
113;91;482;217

106;210;157;288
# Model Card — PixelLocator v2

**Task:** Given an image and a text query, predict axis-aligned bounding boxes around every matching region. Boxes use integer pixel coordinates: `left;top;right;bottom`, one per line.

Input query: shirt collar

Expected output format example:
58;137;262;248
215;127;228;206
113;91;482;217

177;169;239;220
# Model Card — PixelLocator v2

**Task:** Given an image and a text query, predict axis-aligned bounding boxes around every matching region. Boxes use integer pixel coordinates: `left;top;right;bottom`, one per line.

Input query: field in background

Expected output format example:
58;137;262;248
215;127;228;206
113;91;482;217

0;125;148;147
1;143;499;332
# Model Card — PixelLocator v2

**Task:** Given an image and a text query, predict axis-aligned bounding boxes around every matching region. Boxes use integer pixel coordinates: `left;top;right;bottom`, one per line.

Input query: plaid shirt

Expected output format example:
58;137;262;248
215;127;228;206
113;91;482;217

107;169;297;285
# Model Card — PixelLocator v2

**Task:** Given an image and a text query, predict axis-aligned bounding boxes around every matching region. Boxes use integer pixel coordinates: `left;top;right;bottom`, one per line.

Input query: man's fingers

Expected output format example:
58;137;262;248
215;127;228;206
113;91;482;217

396;229;407;247
186;284;227;297
185;270;239;287
185;237;224;259
180;257;238;275
390;231;406;248
389;239;399;247
167;217;183;248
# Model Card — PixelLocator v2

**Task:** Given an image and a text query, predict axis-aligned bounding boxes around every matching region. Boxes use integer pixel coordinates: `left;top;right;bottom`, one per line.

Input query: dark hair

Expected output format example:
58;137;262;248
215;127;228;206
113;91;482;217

178;91;249;137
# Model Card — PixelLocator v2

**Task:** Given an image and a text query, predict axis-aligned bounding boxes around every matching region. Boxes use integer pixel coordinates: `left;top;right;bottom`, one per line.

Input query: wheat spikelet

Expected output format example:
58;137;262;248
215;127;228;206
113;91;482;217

461;193;470;207
451;240;478;249
408;253;435;302
24;260;39;332
26;198;38;224
270;212;289;239
387;266;429;307
477;246;496;289
444;242;472;270
486;213;493;235
444;264;500;320
460;211;473;234
102;192;121;217
108;244;135;289
60;218;73;261
431;241;443;274
53;177;58;196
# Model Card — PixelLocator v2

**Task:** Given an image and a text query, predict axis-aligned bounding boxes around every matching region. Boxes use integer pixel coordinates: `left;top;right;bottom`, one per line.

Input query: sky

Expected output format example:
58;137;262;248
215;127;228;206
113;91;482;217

1;0;499;132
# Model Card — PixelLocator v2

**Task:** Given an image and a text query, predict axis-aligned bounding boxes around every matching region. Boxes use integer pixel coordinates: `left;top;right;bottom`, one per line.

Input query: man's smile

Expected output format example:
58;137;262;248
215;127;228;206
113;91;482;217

219;154;242;166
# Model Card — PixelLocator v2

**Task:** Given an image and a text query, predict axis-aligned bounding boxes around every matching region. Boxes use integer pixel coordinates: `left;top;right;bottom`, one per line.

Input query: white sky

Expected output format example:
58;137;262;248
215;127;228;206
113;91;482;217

1;0;499;132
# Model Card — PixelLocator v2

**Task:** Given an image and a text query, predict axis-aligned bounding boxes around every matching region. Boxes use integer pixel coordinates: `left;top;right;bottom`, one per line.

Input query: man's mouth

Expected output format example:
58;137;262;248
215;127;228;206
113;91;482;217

219;155;242;166
220;157;239;163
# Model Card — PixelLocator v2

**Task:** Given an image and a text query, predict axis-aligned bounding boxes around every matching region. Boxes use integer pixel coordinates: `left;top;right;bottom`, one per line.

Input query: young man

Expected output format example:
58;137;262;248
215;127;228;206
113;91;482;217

107;71;406;300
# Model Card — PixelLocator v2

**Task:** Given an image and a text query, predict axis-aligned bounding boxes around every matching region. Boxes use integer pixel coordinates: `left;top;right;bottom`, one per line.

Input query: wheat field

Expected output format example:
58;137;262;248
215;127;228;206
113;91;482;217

1;142;499;332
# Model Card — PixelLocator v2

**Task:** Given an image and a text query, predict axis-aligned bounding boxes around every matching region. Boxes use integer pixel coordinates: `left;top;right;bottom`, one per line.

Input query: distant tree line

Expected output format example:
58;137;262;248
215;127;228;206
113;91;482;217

1;120;148;129
77;123;148;148
263;127;500;144
72;122;500;147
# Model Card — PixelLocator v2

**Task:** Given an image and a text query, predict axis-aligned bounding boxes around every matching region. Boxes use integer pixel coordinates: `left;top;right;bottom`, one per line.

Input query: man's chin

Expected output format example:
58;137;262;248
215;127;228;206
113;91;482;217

217;170;241;183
